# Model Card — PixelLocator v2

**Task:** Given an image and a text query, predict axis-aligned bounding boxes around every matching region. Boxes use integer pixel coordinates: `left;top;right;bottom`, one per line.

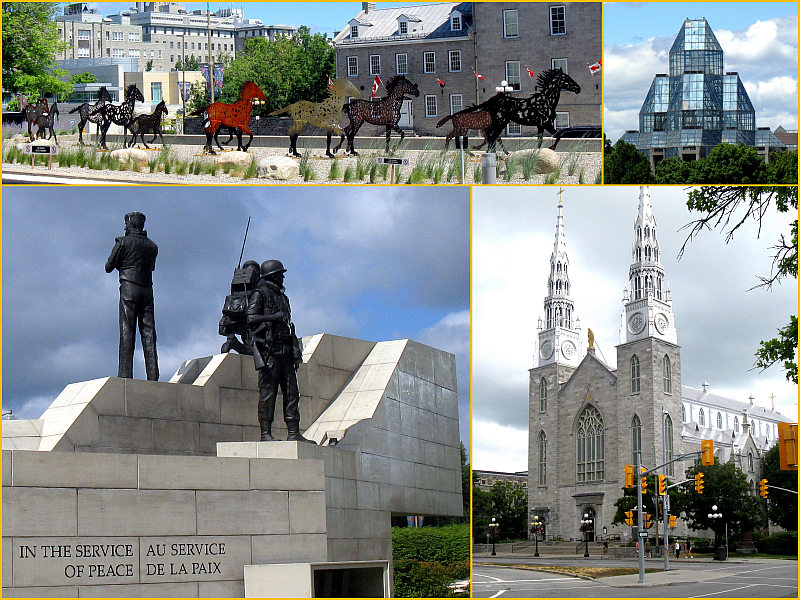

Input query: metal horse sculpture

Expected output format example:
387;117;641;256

269;78;361;158
24;98;50;140
435;101;508;154
334;75;420;155
33;103;60;144
69;86;113;145
90;83;145;149
196;80;265;154
461;69;581;152
128;100;169;149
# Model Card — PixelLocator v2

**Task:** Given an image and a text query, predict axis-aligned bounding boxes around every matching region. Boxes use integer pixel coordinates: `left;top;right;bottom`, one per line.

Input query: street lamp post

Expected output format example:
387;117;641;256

708;504;725;561
489;517;499;556
580;514;591;558
531;516;541;558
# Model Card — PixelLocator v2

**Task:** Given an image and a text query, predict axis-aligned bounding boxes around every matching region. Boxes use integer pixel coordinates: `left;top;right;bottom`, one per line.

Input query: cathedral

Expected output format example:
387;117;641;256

526;187;791;541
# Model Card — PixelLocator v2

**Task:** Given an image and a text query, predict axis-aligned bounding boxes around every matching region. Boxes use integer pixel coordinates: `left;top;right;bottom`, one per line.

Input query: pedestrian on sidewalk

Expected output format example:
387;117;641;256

686;538;693;558
603;540;609;559
675;539;681;559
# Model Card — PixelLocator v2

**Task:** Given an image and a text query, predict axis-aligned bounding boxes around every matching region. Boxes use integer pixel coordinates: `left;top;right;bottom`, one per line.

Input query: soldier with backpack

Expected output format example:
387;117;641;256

219;260;260;355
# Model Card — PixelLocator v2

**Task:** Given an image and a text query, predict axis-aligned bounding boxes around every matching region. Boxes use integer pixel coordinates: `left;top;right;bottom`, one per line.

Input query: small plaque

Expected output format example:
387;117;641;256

376;157;409;165
639;531;649;538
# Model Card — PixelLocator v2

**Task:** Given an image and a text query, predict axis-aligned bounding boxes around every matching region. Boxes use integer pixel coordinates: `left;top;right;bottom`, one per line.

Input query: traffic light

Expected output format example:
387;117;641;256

759;478;768;498
701;439;714;466
624;464;635;488
777;422;798;471
640;467;647;494
658;474;667;496
695;472;704;494
669;515;677;528
643;512;653;529
625;510;635;527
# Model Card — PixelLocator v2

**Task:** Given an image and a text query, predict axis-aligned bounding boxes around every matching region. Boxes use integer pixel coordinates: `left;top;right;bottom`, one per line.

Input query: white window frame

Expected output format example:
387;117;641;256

347;56;358;77
369;54;381;76
112;48;125;58
451;14;462;31
350;24;359;38
507;122;522;136
449;94;463;116
77;29;91;40
503;9;519;38
550;5;566;36
505;60;521;91
396;53;408;75
448;50;461;72
425;95;437;118
555;112;570;129
399;20;408;35
551;58;568;74
423;51;435;74
128;49;140;58
129;32;141;42
77;47;91;57
112;31;124;41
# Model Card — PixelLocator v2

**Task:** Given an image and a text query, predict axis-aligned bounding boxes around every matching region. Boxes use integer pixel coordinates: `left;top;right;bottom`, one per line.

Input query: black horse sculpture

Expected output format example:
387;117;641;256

69;86;113;145
128;100;169;148
89;84;145;149
33;103;60;144
457;68;581;151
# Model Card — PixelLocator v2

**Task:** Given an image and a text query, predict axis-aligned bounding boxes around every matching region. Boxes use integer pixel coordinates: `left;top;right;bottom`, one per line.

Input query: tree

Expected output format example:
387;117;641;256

69;72;97;85
766;150;798;185
604;138;654;184
611;474;690;529
186;81;209;114
761;443;798;530
145;59;153;72
687;143;767;184
219;26;335;114
2;2;71;98
176;55;200;71
654;156;693;184
683;462;763;546
680;186;798;383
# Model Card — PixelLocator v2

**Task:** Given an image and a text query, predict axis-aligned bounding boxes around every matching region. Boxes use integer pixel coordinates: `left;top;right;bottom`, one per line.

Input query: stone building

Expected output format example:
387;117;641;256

473;469;528;493
621;18;787;166
333;2;601;136
527;187;791;541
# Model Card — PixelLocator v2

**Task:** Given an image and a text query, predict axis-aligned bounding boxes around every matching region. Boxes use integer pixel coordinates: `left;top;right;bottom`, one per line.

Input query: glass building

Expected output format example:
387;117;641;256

622;18;786;165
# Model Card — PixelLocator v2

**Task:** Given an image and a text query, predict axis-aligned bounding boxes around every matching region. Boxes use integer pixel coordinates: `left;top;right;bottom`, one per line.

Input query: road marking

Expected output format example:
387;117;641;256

474;573;505;582
691;584;756;597
489;591;506;598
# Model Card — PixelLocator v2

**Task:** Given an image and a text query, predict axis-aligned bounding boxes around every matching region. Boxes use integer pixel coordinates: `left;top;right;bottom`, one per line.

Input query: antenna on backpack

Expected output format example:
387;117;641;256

237;216;251;269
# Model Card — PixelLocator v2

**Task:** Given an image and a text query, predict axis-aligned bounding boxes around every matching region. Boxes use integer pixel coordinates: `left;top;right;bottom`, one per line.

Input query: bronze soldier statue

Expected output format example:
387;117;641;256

247;259;314;443
220;259;261;355
105;212;159;380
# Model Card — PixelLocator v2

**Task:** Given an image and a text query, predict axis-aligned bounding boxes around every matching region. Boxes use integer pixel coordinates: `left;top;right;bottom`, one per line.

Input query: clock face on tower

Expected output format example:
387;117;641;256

561;340;576;358
540;340;554;360
628;312;646;334
655;313;669;334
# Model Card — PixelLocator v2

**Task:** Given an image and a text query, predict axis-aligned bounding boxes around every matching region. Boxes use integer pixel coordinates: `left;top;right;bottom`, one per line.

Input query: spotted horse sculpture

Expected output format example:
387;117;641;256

435;100;508;154
89;83;145;150
194;80;266;155
269;78;361;158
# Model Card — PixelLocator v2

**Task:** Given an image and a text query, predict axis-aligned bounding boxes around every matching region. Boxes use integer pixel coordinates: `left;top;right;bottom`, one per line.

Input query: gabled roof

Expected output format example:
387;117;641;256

681;384;793;422
335;2;472;45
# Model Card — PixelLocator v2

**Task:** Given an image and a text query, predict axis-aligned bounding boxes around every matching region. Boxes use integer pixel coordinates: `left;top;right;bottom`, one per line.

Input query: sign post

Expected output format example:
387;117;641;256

376;156;409;184
25;142;59;170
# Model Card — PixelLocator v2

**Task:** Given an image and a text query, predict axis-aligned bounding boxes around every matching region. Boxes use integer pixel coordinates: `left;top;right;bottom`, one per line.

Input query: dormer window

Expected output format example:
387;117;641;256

399;20;408;34
451;13;462;31
350;24;358;38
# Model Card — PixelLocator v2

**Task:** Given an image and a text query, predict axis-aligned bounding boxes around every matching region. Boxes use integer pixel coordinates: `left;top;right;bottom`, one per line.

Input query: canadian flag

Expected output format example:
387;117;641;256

372;75;382;98
328;76;334;89
436;76;445;88
525;65;535;78
588;60;602;75
472;67;485;80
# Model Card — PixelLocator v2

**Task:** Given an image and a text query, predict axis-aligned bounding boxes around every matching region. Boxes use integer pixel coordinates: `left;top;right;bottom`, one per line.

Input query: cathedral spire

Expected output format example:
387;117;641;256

535;189;584;367
620;186;678;345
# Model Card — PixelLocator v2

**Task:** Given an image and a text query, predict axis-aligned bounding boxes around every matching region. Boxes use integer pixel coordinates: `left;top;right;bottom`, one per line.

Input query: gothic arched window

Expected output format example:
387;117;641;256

682;404;686;421
716;413;722;429
631;355;641;394
538;430;547;485
665;414;674;476
663;355;672;394
631;414;642;466
734;416;739;433
539;378;547;412
699;408;705;426
748;452;753;471
576;405;604;482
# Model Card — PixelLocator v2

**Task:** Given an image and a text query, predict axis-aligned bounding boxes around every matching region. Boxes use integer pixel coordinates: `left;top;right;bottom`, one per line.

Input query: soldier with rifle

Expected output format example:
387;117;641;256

247;259;314;444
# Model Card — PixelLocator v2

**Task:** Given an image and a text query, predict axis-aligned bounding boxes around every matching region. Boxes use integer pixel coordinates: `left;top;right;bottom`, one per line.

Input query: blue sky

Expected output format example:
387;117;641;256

87;2;430;36
2;186;470;444
604;2;798;142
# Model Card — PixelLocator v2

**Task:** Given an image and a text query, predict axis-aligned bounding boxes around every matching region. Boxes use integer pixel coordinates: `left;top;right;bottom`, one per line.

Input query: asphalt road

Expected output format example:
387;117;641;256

473;558;798;598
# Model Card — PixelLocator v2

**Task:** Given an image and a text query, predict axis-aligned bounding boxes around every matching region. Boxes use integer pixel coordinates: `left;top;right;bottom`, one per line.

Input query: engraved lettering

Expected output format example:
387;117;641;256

19;545;36;559
146;563;165;576
146;543;166;557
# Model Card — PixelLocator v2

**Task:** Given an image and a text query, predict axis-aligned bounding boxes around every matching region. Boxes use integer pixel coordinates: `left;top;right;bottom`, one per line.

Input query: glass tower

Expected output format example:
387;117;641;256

622;18;785;163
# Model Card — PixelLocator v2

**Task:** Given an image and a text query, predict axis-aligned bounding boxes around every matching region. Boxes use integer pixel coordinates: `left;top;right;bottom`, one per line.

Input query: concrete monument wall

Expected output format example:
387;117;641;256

2;334;462;597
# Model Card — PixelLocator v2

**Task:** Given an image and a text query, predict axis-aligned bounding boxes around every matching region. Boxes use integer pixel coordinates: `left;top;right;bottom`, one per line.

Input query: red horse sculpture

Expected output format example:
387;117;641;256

198;81;265;154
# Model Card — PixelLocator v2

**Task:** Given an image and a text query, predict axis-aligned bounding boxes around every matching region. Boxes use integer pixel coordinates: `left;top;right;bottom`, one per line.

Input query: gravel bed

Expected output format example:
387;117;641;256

3;137;600;185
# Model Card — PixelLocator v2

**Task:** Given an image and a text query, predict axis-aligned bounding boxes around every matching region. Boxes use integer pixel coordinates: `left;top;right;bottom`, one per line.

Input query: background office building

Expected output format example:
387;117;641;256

622;18;786;166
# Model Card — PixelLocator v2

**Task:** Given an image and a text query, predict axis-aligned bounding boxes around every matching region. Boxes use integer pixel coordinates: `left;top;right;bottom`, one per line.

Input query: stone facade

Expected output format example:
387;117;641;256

334;2;601;137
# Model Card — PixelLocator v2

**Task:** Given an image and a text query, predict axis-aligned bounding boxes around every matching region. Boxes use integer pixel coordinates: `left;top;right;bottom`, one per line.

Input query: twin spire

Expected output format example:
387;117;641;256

534;186;677;369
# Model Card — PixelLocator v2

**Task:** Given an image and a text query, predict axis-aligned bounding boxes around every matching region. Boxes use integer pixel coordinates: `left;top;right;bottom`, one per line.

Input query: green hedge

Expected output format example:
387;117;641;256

752;531;798;555
392;525;470;597
392;524;470;563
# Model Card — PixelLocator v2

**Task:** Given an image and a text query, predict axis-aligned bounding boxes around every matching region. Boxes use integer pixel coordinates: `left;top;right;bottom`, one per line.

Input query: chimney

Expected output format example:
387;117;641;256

363;2;375;14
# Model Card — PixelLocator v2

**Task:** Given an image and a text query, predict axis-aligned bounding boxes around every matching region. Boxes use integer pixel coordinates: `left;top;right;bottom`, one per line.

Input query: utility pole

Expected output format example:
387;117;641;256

207;1;214;103
636;454;645;583
662;406;670;571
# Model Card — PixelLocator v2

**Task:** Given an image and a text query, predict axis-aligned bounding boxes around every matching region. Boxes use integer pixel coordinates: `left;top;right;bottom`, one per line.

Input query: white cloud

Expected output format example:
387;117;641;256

716;17;799;68
472;419;529;473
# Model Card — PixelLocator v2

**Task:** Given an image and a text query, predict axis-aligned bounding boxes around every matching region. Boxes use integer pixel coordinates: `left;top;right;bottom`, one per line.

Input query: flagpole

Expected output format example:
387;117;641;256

207;1;214;103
